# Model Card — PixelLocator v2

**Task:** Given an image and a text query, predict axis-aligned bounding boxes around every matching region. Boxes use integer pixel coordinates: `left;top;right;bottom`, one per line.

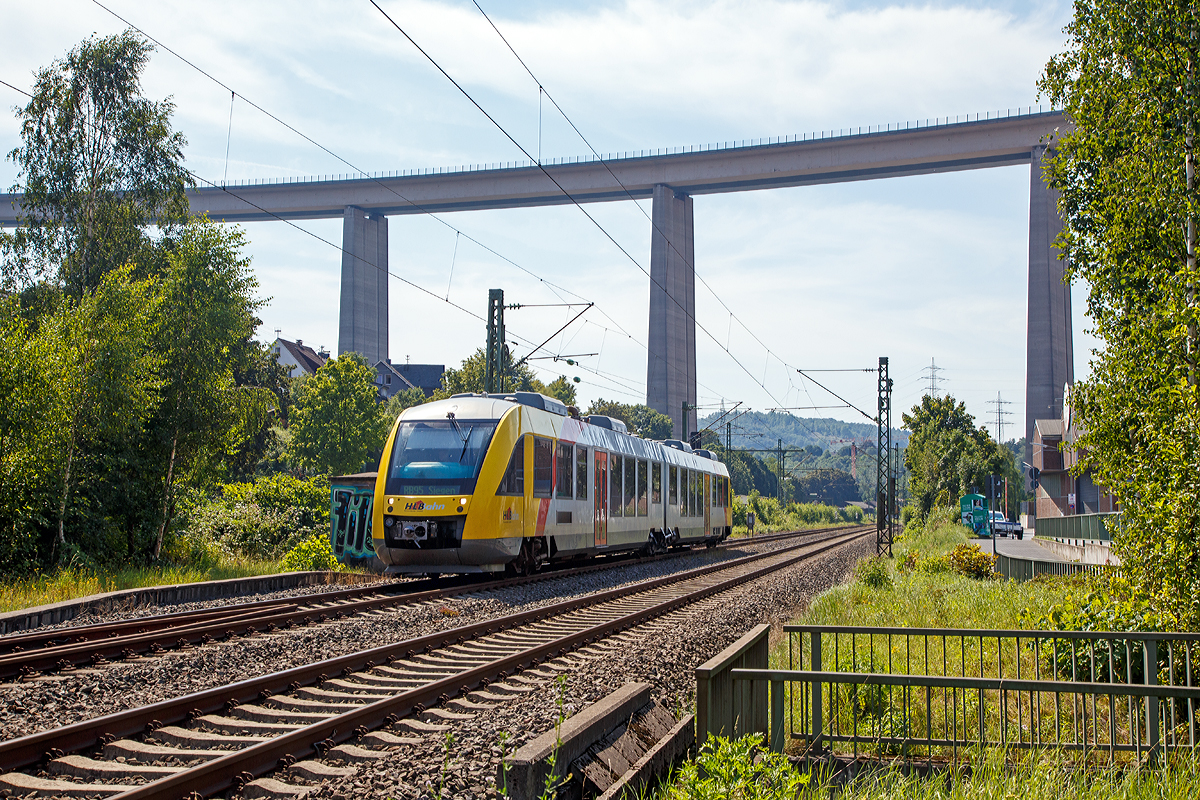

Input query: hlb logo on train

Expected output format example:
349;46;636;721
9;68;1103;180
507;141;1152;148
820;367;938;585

503;507;520;521
405;500;445;511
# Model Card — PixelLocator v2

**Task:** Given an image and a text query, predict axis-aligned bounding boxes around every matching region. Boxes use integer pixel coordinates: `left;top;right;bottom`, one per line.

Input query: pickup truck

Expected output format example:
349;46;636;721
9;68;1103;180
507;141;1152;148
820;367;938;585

988;511;1023;538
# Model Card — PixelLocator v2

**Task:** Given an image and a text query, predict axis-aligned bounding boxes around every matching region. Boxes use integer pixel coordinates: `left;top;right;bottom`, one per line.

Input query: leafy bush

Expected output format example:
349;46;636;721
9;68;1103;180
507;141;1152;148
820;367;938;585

160;530;225;570
915;554;953;574
662;734;808;799
948;543;996;579
280;532;343;572
221;473;329;530
732;491;863;534
854;556;893;590
188;501;316;559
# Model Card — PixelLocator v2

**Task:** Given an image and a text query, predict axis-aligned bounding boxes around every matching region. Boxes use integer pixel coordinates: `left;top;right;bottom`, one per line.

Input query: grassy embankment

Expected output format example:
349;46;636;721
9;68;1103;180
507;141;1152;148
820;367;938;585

728;494;867;537
650;509;1188;800
0;558;294;614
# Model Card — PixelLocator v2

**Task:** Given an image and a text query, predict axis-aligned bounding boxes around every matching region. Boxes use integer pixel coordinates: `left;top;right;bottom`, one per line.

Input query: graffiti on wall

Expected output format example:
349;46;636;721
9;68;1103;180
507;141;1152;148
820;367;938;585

331;484;375;560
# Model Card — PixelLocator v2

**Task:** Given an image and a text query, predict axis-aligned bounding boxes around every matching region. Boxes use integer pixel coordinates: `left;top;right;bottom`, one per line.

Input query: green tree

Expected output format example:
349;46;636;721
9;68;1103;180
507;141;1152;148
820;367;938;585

0;303;63;571
384;385;430;421
2;30;189;296
543;375;578;407
437;348;544;397
1040;0;1200;625
287;353;389;476
584;399;674;440
48;265;161;556
794;468;860;506
150;219;272;557
902;395;1011;519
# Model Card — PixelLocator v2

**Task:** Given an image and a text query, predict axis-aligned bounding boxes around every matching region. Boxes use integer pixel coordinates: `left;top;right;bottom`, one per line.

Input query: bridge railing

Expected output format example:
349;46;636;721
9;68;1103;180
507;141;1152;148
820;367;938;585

204;105;1063;189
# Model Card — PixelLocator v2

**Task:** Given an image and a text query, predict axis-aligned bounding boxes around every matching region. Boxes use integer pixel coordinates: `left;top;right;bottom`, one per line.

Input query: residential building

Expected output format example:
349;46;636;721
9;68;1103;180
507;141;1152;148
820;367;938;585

272;338;328;378
375;359;445;400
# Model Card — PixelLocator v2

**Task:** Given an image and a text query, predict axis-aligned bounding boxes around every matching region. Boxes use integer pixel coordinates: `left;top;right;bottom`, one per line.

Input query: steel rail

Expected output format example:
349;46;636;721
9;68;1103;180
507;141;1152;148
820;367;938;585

112;527;872;800
0;525;855;678
0;526;870;777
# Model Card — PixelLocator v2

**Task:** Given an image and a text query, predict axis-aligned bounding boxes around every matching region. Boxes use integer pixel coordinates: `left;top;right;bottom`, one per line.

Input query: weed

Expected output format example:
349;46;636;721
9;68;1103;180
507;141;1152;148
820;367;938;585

436;730;456;800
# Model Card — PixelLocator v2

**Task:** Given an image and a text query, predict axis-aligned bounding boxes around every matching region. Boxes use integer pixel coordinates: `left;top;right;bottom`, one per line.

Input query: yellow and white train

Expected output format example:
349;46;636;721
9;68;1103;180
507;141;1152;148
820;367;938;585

371;391;733;575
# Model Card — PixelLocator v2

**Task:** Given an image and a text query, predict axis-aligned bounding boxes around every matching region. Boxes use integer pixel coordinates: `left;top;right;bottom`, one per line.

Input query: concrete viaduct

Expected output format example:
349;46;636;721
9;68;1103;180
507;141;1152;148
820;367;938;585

0;109;1071;447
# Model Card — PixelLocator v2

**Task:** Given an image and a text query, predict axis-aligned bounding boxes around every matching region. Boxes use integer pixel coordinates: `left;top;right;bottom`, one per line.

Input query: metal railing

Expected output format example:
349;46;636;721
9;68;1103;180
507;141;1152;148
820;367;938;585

994;554;1110;582
695;624;771;743
1036;512;1119;543
201;106;1063;189
696;624;1200;765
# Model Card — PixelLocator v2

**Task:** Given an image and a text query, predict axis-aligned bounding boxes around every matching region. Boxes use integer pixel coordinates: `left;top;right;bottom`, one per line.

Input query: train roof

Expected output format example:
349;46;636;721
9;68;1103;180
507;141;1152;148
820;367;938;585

397;393;727;475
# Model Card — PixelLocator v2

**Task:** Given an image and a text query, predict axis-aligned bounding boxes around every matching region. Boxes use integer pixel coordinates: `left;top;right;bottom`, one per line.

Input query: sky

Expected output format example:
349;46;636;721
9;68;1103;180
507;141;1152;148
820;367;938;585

0;0;1092;446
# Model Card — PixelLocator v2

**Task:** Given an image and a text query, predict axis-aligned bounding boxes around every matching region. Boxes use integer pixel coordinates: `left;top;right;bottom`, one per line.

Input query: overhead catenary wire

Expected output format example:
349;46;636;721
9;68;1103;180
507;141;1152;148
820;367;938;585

369;0;789;413
79;0;712;402
0;77;569;360
468;0;823;410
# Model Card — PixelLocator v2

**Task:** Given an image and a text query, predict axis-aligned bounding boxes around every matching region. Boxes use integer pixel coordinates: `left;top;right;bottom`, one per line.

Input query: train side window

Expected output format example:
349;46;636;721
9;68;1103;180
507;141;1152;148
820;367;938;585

610;454;623;516
669;466;678;506
576;446;588;500
497;436;525;496
651;463;661;504
689;471;697;517
556;442;573;499
627;459;636;516
637;459;648;516
533;437;553;498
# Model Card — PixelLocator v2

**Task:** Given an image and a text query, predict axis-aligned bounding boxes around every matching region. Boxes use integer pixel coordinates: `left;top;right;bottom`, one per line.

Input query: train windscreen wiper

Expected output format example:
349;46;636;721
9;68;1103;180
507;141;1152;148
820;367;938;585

447;412;471;462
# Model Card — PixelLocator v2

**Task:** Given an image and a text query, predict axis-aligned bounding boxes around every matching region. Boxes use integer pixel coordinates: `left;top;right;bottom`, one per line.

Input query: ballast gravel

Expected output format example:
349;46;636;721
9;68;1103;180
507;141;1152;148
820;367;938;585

0;535;812;741
302;535;873;800
0;529;869;798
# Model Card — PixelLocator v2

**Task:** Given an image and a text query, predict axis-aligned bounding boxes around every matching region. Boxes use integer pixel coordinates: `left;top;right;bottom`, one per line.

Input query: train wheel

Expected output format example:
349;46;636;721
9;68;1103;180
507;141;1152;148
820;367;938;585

506;541;538;577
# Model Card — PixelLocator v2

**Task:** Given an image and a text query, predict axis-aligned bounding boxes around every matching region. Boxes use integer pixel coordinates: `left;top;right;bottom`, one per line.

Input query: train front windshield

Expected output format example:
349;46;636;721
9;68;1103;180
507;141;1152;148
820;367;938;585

385;420;497;496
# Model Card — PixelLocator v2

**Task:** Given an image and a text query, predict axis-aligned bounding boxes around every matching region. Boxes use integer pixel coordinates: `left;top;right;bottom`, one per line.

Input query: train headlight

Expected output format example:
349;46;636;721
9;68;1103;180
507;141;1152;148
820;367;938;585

460;498;468;505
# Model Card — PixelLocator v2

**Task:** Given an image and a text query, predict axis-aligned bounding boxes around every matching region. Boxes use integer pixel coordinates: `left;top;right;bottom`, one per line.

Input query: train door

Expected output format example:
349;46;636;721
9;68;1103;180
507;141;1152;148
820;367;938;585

594;451;608;547
704;474;711;536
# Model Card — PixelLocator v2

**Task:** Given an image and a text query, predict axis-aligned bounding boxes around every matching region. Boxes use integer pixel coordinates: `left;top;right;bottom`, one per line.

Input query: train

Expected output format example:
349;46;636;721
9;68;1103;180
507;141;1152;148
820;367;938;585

370;391;733;576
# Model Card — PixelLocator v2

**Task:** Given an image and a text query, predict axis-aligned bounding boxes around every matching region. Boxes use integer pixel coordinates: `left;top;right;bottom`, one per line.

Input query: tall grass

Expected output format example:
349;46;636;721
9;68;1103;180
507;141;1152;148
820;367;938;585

651;735;1200;799
0;557;292;614
800;509;1076;631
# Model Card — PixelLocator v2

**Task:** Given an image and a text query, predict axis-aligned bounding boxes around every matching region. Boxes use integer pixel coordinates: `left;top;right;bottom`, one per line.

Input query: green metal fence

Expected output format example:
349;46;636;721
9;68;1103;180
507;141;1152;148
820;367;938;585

1035;513;1119;542
994;553;1110;582
698;624;1200;765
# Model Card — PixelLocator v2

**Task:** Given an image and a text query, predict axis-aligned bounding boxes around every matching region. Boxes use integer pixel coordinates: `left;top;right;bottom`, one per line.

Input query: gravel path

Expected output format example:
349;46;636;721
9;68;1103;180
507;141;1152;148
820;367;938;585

0;534;840;742
301;535;873;800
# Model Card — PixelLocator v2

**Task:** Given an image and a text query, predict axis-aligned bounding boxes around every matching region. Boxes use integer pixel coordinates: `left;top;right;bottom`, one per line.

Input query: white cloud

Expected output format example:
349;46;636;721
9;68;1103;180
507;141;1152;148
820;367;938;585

0;0;1090;436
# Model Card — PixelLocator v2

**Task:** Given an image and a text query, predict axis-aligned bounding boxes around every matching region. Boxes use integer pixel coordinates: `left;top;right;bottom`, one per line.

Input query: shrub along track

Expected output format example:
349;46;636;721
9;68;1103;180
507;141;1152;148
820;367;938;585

0;526;870;799
0;526;851;682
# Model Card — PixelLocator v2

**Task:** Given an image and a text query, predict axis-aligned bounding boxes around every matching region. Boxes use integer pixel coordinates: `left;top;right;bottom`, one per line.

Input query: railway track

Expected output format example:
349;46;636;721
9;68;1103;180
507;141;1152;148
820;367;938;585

0;526;870;799
0;525;852;681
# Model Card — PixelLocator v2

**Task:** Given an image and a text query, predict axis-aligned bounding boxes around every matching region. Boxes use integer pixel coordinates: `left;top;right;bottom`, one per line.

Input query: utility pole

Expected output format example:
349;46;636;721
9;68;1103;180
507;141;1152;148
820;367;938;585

876;357;893;557
777;438;785;503
987;392;1014;444
485;289;506;393
726;421;732;452
922;358;944;398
